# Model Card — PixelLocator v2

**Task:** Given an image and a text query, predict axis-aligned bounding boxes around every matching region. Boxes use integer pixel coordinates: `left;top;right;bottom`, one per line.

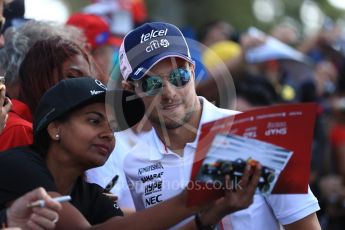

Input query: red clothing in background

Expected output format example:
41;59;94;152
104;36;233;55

0;99;33;152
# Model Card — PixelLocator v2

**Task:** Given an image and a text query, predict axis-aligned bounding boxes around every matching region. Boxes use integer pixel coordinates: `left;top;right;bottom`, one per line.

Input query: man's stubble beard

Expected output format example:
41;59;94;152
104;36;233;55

149;108;194;130
148;99;198;130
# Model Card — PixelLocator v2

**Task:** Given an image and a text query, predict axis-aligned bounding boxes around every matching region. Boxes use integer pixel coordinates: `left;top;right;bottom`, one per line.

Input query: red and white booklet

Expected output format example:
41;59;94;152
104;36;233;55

187;103;317;206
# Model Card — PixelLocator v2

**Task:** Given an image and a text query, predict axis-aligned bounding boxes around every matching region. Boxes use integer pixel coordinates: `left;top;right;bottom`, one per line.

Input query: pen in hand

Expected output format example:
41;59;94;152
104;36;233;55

102;175;119;200
27;195;71;208
103;175;119;193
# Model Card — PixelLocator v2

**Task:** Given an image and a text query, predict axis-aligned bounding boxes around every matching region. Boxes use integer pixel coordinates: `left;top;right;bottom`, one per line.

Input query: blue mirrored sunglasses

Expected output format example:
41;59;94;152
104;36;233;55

140;67;191;96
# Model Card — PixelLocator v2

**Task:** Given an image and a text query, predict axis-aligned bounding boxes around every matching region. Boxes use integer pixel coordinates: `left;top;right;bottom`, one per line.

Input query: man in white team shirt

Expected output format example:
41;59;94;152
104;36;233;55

88;21;321;229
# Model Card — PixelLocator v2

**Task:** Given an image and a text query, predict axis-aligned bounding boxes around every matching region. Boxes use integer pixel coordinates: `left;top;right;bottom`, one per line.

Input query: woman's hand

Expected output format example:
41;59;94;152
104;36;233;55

7;187;62;230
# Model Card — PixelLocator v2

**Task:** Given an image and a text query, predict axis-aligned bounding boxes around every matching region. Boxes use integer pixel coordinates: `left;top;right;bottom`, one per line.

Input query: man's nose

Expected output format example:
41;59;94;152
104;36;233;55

160;79;176;99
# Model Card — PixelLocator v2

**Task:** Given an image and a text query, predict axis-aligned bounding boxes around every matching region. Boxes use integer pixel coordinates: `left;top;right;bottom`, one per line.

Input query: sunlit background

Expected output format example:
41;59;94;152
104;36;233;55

21;0;345;38
25;0;69;23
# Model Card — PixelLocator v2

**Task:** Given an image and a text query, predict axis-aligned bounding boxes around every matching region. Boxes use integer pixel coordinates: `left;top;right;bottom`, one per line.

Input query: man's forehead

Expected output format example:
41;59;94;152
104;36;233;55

152;57;188;69
148;59;188;74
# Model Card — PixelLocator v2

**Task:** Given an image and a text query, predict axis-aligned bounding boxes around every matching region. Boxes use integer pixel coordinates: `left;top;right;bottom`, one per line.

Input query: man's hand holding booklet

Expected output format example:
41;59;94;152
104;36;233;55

187;103;317;206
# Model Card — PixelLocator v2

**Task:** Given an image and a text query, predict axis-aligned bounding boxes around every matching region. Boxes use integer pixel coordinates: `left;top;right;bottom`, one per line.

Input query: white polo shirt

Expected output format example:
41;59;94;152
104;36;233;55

123;97;320;229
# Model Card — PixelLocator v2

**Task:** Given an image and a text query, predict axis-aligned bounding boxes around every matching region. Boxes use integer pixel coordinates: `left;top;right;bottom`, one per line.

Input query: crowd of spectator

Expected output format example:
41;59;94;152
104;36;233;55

1;0;345;229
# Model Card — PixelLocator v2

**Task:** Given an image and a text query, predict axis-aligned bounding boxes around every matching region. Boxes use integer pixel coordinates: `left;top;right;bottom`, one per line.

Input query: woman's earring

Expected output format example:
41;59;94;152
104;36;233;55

55;134;60;140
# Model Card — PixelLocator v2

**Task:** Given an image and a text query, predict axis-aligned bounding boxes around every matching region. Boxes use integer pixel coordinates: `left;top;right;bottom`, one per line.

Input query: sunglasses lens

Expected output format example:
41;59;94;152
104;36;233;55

142;76;163;95
140;68;191;96
170;68;191;87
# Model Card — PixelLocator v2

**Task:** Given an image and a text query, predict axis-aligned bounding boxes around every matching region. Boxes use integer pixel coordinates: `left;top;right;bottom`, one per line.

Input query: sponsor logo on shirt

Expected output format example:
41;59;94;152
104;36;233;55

144;181;162;196
138;162;164;175
140;172;164;183
145;194;162;206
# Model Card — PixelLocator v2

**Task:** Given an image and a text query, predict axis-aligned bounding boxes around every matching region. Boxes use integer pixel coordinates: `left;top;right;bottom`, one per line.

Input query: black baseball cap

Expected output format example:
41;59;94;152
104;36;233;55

33;77;145;140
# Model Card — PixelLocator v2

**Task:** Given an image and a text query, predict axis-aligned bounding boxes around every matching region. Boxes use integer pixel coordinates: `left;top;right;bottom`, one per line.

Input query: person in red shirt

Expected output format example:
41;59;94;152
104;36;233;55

0;97;32;151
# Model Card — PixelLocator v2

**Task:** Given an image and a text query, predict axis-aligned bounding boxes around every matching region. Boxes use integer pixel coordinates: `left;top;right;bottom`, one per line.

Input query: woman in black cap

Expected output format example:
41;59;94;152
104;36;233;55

0;77;260;229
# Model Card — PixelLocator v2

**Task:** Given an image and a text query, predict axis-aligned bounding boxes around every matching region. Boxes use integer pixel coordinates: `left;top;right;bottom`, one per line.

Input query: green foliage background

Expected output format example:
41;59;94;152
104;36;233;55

63;0;345;34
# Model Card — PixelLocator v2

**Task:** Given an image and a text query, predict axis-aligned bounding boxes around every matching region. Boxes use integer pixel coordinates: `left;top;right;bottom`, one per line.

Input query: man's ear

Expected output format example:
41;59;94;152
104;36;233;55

122;80;135;91
190;62;196;71
189;63;196;80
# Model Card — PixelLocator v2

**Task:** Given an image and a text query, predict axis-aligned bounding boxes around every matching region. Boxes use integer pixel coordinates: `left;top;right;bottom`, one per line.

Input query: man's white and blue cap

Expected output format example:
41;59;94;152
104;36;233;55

119;22;195;81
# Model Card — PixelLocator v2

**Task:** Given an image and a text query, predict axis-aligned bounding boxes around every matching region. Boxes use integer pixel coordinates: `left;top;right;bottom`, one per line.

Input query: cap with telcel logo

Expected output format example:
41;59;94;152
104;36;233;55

119;22;195;80
33;77;145;139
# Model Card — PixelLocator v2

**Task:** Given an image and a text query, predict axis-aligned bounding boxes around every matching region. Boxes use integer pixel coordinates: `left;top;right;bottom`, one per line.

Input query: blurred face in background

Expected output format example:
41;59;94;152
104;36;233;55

61;54;92;79
202;21;233;47
314;60;338;97
91;44;114;83
18;37;95;113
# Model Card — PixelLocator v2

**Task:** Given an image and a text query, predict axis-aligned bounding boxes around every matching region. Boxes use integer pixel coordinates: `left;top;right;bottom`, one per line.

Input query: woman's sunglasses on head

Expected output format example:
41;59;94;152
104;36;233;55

138;67;192;96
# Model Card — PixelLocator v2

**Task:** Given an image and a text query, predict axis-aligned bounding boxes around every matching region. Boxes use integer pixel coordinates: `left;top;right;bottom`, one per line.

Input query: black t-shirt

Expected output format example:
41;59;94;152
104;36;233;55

0;146;123;225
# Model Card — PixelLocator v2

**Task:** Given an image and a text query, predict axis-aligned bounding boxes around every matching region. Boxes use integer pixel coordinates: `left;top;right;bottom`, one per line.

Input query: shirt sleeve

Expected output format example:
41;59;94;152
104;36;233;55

0;148;57;208
266;186;320;225
81;182;124;225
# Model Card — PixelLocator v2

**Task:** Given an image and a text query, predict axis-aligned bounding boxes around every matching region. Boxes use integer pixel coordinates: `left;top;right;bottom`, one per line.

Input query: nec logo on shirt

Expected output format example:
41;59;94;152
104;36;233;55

145;194;162;206
140;29;168;43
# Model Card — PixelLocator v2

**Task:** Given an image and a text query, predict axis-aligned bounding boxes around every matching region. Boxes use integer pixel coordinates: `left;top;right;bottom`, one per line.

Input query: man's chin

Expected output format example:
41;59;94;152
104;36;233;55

163;121;184;129
150;117;185;130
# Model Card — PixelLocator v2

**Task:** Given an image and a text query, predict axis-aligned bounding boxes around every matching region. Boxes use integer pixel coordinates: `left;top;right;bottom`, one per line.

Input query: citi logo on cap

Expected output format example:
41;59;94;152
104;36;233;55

145;39;170;53
140;28;168;43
